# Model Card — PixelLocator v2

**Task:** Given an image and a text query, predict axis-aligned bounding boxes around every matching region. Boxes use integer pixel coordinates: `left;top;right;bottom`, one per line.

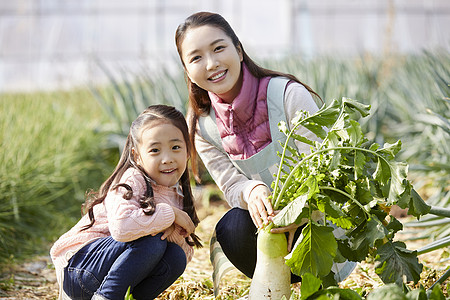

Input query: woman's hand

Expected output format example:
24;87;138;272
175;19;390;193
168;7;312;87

172;206;195;237
270;223;300;252
269;210;302;252
247;185;274;229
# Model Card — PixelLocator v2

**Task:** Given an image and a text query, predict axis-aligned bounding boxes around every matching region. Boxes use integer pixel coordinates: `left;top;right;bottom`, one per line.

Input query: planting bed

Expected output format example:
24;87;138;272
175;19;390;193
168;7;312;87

0;193;448;299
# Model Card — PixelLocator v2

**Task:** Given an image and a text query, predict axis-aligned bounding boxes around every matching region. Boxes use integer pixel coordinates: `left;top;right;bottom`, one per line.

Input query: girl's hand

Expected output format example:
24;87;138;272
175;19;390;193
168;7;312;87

172;206;195;237
247;185;274;229
161;224;176;240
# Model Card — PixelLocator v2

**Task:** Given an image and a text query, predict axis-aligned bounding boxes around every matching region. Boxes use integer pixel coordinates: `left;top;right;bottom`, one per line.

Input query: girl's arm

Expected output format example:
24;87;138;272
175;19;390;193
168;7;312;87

105;168;176;242
172;206;195;236
161;206;195;239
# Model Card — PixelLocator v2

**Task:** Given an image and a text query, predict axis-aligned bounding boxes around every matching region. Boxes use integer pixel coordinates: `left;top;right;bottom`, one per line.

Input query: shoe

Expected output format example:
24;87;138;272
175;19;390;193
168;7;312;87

92;293;110;300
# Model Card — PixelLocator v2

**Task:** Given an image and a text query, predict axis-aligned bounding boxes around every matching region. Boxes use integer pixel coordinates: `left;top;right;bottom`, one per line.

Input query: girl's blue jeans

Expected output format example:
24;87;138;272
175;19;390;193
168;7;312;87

63;233;186;300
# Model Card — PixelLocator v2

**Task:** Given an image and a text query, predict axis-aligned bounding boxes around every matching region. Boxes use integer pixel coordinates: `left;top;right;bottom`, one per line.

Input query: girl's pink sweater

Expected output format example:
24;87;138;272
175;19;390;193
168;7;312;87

50;168;194;294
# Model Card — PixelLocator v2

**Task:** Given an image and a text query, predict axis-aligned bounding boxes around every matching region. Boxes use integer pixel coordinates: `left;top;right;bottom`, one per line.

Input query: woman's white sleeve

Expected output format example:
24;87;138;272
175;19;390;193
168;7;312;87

194;83;319;209
284;83;321;154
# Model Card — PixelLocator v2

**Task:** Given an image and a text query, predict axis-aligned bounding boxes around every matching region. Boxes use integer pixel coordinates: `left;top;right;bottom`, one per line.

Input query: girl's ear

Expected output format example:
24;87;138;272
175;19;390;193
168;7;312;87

132;147;140;165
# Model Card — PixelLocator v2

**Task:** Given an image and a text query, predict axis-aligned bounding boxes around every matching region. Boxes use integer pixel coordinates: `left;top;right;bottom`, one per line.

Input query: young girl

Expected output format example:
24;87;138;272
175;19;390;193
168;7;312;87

50;105;201;300
175;12;355;283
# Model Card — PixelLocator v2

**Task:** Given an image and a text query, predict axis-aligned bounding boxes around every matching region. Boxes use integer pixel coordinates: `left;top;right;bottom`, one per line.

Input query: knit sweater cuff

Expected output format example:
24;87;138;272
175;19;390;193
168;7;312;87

242;180;267;205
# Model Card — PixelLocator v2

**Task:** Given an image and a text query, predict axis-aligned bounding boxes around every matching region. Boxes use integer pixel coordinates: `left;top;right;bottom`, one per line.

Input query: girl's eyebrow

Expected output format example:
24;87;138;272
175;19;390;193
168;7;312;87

170;138;184;143
186;38;225;57
148;138;183;147
147;142;160;148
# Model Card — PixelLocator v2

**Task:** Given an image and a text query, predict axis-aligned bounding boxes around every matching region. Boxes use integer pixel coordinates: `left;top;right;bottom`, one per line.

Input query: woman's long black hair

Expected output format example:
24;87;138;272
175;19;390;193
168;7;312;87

81;104;202;248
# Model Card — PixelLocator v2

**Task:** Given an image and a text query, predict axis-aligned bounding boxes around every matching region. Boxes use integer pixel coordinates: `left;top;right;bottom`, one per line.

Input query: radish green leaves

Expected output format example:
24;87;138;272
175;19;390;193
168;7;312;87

271;98;431;285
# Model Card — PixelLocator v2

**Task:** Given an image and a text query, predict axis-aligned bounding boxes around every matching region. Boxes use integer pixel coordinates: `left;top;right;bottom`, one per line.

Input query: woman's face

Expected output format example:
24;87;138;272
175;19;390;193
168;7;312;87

180;25;243;103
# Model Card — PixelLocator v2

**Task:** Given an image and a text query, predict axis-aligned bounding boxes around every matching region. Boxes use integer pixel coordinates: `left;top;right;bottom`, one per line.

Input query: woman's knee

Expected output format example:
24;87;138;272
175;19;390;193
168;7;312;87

216;208;256;244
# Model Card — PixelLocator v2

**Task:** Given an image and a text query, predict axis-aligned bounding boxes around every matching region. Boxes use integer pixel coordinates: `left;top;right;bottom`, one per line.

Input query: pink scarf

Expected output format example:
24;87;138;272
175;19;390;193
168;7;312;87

209;64;272;159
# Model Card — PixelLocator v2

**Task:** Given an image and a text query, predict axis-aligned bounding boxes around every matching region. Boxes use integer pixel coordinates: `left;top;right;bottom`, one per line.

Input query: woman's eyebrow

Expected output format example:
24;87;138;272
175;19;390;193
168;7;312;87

210;38;225;45
186;38;226;57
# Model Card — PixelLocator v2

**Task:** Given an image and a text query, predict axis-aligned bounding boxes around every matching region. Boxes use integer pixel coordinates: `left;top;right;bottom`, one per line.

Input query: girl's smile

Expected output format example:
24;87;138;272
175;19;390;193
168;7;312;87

134;122;188;187
180;25;243;103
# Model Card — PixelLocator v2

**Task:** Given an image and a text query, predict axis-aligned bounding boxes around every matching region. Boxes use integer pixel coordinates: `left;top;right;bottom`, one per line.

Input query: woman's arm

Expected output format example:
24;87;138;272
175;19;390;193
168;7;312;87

195;83;319;226
195;132;266;210
284;82;321;153
269;82;322;235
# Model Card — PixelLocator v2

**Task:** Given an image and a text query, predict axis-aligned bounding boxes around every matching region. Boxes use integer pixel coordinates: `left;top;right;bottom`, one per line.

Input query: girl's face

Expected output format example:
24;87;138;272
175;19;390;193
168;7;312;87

134;122;188;187
180;25;243;103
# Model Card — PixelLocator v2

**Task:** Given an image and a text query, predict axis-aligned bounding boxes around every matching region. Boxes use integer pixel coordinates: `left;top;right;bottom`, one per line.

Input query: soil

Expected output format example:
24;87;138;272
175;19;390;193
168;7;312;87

0;198;448;299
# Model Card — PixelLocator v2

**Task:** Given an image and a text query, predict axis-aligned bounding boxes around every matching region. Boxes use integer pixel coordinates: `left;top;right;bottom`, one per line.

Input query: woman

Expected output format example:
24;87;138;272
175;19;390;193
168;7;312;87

175;11;355;283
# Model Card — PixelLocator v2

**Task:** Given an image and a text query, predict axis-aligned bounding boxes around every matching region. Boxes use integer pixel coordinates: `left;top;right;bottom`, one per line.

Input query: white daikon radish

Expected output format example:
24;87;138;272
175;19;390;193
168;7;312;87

248;226;291;299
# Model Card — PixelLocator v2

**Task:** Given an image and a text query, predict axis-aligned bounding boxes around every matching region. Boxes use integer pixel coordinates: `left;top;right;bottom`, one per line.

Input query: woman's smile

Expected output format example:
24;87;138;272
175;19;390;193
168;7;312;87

209;70;227;82
181;25;243;102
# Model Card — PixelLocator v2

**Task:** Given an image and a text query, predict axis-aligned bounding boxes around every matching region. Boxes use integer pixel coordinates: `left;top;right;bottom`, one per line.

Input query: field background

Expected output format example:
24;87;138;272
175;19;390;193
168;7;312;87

0;0;449;298
1;51;449;298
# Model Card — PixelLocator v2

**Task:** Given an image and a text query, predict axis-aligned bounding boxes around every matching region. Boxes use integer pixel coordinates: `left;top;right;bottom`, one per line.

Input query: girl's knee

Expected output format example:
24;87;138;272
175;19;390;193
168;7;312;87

165;243;186;276
131;243;186;299
131;234;168;257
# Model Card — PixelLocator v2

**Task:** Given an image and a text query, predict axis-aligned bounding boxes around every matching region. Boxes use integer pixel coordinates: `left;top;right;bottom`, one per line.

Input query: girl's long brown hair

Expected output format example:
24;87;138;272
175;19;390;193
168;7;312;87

81;104;201;248
175;12;322;180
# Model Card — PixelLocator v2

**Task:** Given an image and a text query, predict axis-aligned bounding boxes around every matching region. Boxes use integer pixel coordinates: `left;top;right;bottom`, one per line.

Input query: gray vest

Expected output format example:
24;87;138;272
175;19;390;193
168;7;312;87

198;76;291;188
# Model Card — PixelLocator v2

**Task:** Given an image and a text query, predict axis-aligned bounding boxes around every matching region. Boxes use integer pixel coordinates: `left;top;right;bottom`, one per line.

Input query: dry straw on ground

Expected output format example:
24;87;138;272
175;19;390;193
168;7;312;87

0;187;448;299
